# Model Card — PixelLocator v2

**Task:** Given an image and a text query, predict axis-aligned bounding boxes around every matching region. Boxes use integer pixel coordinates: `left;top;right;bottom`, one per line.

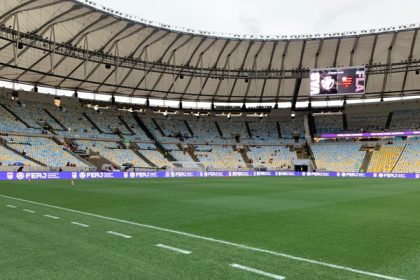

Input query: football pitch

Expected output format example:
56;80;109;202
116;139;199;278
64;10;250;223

1;177;419;280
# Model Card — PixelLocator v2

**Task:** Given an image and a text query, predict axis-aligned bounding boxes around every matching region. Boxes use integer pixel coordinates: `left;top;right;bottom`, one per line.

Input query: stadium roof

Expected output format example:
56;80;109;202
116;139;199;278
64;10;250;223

1;0;420;106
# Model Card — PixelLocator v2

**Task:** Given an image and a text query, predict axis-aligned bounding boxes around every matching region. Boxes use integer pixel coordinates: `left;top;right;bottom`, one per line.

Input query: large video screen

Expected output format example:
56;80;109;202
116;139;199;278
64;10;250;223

310;67;365;96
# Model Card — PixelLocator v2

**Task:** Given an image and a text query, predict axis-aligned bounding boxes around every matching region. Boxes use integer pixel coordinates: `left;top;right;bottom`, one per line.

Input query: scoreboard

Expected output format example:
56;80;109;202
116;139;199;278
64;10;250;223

310;67;365;96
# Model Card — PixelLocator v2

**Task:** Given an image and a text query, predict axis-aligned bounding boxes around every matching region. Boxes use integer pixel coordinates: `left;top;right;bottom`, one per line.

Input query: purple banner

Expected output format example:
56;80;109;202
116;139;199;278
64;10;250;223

0;171;419;181
321;130;420;139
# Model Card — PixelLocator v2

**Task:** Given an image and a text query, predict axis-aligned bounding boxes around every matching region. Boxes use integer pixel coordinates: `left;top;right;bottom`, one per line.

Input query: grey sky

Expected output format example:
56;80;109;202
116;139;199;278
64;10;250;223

94;0;420;35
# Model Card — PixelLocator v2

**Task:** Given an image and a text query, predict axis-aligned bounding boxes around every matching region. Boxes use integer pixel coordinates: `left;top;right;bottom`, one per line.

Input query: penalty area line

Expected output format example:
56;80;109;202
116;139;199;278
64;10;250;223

230;264;285;280
0;194;405;280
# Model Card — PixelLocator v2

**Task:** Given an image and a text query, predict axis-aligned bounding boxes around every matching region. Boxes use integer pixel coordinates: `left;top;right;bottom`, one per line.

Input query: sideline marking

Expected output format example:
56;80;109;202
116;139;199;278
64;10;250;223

231;264;285;280
71;222;89;228
107;231;132;239
44;215;59;220
23;209;35;213
6;205;16;208
0;194;405;280
156;244;191;255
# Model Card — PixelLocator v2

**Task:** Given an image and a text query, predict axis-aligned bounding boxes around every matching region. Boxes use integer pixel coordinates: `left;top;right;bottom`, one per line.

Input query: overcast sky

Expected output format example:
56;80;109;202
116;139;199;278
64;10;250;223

93;0;420;35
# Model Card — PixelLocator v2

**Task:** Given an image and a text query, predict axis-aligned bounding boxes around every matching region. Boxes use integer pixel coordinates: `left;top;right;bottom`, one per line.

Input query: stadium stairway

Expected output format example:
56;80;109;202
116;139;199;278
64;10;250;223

183;120;194;137
235;145;253;169
0;140;46;167
86;151;117;170
359;150;373;173
65;149;96;170
186;145;200;163
245;122;253;138
132;113;177;163
343;113;348;131
214;121;224;137
1;104;31;128
151;118;166;137
118;116;136;135
391;144;408;173
385;112;393;130
82;112;105;134
276;121;282;138
44;109;67;130
129;143;157;168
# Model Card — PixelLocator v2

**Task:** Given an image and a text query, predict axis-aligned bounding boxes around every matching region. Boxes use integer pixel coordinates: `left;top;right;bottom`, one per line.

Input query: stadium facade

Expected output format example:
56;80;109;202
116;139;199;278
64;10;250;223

1;0;420;175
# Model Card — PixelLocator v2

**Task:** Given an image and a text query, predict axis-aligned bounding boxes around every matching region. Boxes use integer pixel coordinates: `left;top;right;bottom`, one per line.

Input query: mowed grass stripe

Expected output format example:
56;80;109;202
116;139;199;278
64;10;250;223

0;194;405;280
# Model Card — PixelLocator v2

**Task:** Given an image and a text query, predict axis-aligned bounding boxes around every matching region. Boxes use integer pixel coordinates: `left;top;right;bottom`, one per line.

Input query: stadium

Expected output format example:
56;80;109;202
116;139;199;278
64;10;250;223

1;0;420;279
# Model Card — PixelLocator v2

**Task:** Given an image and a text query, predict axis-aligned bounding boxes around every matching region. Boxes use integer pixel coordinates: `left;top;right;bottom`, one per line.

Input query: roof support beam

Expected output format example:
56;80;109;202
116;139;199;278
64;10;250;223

401;30;418;92
242;42;266;102
275;41;289;102
258;42;278;102
164;37;207;99
380;32;398;100
94;28;161;92
364;34;379;91
226;41;254;102
291;40;307;110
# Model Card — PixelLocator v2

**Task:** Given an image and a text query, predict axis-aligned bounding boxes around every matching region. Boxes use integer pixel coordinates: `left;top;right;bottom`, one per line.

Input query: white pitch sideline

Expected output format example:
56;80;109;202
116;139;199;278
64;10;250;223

0;194;405;280
156;244;192;255
107;231;132;239
231;264;285;280
23;209;35;213
6;204;17;208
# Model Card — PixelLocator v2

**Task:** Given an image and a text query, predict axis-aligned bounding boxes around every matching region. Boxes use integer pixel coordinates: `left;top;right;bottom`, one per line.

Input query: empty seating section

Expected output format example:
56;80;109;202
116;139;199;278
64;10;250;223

248;121;278;144
155;118;191;138
83;141;150;167
279;118;305;139
85;110;130;135
393;143;420;173
0;104;29;132
0;145;37;166
218;121;249;139
195;145;245;170
6;136;88;168
48;105;102;138
347;114;387;132
140;150;170;167
119;113;150;141
315;115;344;134
368;144;404;173
187;119;226;144
390;110;420;130
311;143;364;172
248;146;294;170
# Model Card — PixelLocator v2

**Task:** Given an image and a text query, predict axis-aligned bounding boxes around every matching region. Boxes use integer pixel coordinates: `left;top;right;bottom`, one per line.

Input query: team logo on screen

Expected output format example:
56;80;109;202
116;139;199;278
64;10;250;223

321;76;335;91
16;173;25;180
79;172;86;179
72;172;78;179
6;172;14;180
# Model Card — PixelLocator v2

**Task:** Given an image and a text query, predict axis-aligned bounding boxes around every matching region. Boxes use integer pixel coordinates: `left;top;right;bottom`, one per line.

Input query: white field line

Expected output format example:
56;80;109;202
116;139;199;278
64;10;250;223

71;222;89;228
230;264;285;280
6;204;16;208
23;209;35;213
106;231;132;239
44;215;59;220
156;244;192;255
0;194;405;280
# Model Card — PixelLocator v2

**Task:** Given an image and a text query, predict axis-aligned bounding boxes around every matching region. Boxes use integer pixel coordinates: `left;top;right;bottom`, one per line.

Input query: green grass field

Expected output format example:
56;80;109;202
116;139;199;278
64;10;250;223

1;177;419;280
